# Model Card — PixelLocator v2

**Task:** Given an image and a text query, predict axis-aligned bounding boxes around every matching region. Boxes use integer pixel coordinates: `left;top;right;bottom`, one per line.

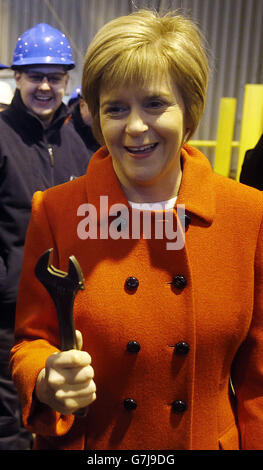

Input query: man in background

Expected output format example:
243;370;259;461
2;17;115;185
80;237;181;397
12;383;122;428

0;23;92;449
68;86;100;153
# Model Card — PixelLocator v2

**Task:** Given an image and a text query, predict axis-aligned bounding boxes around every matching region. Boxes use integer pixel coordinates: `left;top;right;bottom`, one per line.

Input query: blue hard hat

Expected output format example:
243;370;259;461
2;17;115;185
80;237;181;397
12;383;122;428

70;86;81;101
11;23;75;69
0;63;9;69
68;85;82;107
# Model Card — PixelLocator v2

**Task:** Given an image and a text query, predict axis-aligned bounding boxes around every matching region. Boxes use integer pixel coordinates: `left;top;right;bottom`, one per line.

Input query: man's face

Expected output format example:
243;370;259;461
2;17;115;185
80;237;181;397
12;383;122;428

14;65;69;125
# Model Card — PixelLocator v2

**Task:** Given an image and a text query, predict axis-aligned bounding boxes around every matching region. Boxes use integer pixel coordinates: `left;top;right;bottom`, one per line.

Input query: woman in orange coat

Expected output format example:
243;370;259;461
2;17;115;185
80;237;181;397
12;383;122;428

10;10;263;450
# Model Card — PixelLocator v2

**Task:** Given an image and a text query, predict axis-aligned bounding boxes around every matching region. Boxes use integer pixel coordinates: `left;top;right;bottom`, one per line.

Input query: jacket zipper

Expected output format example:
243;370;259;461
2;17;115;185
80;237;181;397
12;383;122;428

48;145;54;167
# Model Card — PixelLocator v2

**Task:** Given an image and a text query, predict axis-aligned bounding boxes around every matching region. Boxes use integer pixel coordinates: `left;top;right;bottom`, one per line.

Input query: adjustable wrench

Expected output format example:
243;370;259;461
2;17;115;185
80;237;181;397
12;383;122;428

34;248;87;415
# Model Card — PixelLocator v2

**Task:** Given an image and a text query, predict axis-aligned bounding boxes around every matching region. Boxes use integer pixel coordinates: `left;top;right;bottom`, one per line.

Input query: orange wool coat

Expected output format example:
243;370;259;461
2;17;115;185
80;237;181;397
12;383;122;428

10;144;263;450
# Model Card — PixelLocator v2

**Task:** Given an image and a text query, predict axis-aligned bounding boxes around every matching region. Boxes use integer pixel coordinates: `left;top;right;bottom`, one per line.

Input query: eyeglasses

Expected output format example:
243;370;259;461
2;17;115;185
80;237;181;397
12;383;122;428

23;71;67;85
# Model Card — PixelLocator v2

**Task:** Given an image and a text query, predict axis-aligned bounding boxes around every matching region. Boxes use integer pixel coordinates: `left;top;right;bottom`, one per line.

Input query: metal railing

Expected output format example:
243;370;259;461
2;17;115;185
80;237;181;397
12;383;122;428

189;84;263;181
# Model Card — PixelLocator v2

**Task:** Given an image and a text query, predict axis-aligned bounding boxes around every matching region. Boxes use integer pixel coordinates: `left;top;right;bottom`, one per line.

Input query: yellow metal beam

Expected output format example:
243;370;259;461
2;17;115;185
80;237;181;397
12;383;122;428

213;98;237;177
189;140;239;148
189;140;217;147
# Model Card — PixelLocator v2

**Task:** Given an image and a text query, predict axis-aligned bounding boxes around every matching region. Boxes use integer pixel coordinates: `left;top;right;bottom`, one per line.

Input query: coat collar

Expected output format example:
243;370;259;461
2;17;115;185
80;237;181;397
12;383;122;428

178;144;215;224
85;144;215;225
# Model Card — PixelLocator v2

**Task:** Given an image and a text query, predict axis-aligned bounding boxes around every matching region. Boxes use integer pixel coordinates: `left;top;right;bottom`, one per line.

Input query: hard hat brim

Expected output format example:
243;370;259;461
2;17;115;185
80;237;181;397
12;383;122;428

11;57;75;70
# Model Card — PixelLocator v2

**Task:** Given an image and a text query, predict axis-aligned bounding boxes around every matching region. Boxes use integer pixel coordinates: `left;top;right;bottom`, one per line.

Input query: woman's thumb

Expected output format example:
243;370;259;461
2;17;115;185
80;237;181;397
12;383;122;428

75;330;83;350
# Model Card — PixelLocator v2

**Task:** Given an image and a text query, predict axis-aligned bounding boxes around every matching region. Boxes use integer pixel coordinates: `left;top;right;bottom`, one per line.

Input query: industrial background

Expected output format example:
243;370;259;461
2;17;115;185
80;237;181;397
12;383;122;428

0;0;262;175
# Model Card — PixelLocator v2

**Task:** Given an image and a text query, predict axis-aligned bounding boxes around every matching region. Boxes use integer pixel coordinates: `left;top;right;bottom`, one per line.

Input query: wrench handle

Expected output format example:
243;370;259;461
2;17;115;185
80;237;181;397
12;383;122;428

53;291;78;351
53;292;88;417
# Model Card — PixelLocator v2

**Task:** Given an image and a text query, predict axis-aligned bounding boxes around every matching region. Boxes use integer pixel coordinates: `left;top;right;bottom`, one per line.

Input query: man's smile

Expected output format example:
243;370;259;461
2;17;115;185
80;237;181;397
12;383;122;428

34;95;53;102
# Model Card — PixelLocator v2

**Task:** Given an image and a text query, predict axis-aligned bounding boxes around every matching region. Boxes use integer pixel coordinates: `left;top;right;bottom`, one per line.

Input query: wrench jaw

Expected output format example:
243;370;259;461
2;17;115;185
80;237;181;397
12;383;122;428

68;256;85;292
34;248;53;283
35;249;85;289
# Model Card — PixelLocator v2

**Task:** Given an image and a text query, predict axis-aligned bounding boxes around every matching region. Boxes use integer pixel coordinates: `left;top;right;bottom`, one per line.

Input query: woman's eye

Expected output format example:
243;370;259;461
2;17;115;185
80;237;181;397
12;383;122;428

105;105;127;115
150;101;162;107
145;99;168;110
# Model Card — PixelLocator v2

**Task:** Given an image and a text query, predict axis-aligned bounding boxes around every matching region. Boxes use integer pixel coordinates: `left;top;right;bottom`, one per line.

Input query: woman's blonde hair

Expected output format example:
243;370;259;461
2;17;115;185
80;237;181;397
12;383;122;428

82;9;209;144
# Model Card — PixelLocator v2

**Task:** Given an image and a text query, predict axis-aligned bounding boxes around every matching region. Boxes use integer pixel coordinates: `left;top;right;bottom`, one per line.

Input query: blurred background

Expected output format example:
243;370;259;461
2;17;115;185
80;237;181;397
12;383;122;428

0;0;262;174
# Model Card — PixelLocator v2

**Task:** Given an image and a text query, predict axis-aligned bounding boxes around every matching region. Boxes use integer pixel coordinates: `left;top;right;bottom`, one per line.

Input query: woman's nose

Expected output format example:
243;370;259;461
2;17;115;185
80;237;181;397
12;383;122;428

125;111;148;135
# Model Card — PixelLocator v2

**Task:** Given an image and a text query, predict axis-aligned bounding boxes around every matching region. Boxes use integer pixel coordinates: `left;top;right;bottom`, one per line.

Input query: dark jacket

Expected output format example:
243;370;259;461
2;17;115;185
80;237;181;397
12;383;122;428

70;103;100;153
0;89;93;306
239;134;263;190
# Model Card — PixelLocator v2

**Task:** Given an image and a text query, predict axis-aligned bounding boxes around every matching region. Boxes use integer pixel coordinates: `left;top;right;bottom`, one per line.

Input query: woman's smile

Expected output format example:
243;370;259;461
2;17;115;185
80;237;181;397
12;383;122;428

124;142;159;158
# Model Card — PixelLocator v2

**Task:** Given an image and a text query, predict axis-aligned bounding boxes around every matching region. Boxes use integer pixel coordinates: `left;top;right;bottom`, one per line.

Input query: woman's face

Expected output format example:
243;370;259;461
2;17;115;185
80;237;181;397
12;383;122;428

99;75;188;200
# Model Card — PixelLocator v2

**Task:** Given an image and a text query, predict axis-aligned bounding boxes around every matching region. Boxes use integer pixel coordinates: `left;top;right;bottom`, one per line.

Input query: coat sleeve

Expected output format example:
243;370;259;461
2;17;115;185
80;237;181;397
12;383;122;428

231;209;263;449
9;190;75;436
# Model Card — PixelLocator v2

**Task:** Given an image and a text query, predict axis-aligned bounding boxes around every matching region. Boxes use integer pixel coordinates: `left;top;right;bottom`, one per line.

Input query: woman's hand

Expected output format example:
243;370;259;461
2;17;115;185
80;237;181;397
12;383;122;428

35;330;96;415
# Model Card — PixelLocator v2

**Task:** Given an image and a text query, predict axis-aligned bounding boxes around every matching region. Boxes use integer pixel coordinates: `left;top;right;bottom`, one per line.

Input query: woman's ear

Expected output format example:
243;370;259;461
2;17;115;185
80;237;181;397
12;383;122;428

184;129;191;142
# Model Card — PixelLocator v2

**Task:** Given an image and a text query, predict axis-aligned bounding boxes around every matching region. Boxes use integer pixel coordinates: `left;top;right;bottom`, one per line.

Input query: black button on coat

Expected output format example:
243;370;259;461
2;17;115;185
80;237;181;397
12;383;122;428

125;276;139;291
175;342;190;355
172;275;187;289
